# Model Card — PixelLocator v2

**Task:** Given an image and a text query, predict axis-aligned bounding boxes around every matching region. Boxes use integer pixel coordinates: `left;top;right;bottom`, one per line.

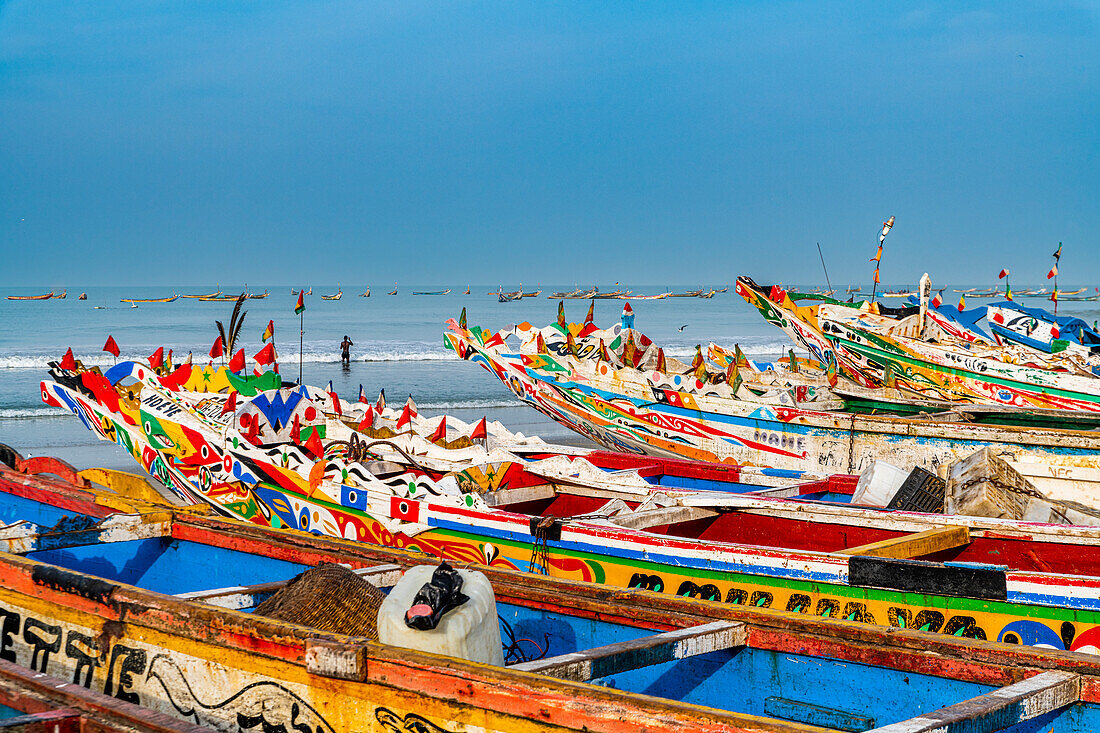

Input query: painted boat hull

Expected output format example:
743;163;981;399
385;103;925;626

36;366;1100;656
6;461;1100;731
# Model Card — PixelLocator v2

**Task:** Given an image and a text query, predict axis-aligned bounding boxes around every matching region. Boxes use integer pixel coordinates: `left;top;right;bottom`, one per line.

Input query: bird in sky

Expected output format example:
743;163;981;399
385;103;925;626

678;325;688;332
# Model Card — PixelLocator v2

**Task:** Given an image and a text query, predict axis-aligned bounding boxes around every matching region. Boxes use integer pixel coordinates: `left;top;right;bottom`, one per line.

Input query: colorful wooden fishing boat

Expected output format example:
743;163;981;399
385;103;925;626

78;291;87;299
36;355;1100;652
442;309;1100;472
521;289;541;297
7;454;1100;731
182;290;222;299
668;289;703;297
320;289;343;300
736;277;1100;412
413;289;452;296
52;289;67;299
198;293;244;302
388;284;398;295
360;288;371;297
121;294;180;304
986;301;1100;355
619;292;672;300
247;289;270;299
6;292;53;300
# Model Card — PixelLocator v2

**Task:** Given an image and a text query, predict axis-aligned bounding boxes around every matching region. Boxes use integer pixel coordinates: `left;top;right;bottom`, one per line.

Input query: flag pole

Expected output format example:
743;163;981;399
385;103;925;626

299;309;304;384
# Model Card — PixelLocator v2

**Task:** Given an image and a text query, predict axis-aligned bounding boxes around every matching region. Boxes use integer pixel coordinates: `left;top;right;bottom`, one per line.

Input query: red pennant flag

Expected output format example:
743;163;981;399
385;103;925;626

290;413;301;442
149;347;165;370
220;390;238;415
254;342;276;366
930;293;942;308
769;285;786;302
228;349;245;372
210;337;224;359
262;320;274;342
59;348;77;370
396;403;413;430
305;429;324;459
357;405;374;431
329;390;342;417
1048;265;1058;280
376;388;386;413
429;416;447;443
102;336;120;358
998;269;1010;279
470;417;488;441
358;384;367;403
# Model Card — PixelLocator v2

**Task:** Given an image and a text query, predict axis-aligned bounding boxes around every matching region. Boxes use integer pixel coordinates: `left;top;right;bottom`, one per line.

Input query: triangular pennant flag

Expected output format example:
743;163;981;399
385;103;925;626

102;336;120;358
930;293;943;308
295;291;305;315
220;390;237;415
869;244;883;263
735;344;747;368
769;285;786;302
184;351;193;366
404;395;418;416
470;417;488;441
599;339;612;362
692;345;707;381
376;388;386;413
958;294;967;312
358;384;367;403
395;403;413;430
254;342;276;366
536;332;547;354
357;405;374;431
566;330;578;357
459;307;467;330
308;458;326;493
262;320;274;342
328;389;342;416
873;267;880;284
1006;284;1013;301
622;331;637;367
584;300;594;325
826;352;838;388
228;349;245;372
149;347;164;370
556;301;567;330
999;269;1010;279
166;349;174;370
1048;265;1058;279
210;337;224;359
788;349;799;373
656;347;667;373
725;361;741;392
291;413;301;442
305;429;324;459
326;380;333;392
1051;322;1061;339
429;416;447;443
60;348;77;370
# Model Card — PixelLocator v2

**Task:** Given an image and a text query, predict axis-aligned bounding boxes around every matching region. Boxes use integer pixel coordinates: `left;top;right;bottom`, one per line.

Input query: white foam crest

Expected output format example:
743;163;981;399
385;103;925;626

0;407;66;419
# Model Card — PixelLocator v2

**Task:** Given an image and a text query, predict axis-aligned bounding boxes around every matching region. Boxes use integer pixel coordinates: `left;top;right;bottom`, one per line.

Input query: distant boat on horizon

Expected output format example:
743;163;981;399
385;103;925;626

121;294;179;304
6;291;53;301
412;288;452;296
359;287;371;297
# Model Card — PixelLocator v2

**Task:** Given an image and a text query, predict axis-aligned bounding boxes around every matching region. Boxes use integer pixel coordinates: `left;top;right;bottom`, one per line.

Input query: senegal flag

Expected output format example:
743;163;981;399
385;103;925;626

295;291;305;315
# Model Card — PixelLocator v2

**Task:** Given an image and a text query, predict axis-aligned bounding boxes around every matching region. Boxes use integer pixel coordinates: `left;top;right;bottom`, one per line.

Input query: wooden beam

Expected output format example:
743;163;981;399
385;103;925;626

511;620;744;681
176;563;403;609
0;512;173;555
838;525;970;559
610;505;719;530
480;484;557;508
869;670;1080;733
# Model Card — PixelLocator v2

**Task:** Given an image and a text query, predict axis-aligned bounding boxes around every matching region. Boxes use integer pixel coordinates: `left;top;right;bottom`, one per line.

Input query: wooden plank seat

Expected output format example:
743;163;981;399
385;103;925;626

511;620;745;681
838;525;971;559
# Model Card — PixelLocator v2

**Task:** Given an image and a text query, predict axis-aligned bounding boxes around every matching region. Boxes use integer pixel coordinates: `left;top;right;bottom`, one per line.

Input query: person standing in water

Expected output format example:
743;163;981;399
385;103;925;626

340;335;354;365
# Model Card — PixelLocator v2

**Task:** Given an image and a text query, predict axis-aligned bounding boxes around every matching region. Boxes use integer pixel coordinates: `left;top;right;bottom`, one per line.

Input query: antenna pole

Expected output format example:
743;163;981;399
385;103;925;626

816;242;833;294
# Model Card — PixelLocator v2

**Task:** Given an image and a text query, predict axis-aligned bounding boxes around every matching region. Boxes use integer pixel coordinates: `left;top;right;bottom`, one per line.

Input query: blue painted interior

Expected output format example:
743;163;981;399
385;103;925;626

28;537;308;595
0;703;25;719
0;493;88;529
496;604;1100;729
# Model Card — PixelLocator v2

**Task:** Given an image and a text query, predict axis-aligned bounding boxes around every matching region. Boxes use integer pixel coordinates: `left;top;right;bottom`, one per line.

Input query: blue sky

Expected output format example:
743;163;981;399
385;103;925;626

1;2;1097;287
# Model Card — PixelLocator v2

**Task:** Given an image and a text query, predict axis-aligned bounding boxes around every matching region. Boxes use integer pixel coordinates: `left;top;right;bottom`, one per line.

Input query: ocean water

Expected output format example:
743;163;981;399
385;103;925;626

2;283;1098;470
